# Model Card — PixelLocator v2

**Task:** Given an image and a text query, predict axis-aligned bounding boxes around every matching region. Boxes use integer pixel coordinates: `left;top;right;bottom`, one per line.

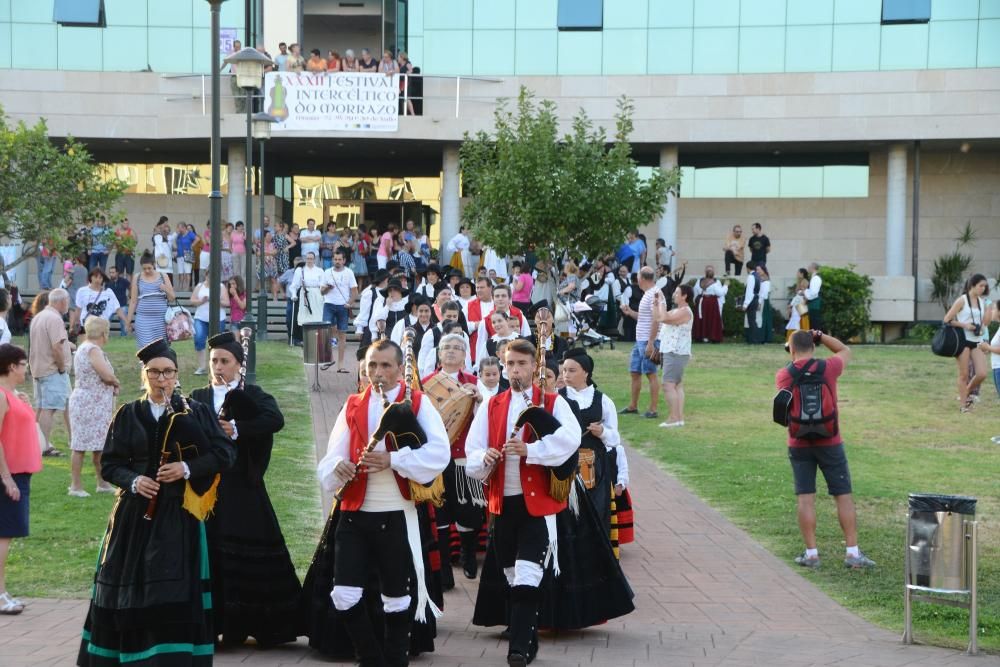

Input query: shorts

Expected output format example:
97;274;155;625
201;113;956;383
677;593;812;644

788;444;852;496
661;352;690;384
34;372;70;410
175;257;191;275
194;318;210;351
334;510;413;596
0;473;31;538
324;303;349;331
629;340;658;375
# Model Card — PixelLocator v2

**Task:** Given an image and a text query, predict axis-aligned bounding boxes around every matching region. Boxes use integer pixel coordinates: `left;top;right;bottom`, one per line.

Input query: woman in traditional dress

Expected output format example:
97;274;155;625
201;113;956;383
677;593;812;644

191;332;301;648
78;339;235;666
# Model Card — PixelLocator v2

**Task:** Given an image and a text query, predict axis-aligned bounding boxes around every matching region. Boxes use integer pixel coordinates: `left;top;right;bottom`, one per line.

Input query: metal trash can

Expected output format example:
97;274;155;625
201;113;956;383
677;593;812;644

303;323;335;365
903;493;978;654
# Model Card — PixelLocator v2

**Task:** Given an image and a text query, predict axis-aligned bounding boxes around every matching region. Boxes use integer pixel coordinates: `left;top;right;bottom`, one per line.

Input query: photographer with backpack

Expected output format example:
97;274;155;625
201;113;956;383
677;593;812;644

775;330;875;570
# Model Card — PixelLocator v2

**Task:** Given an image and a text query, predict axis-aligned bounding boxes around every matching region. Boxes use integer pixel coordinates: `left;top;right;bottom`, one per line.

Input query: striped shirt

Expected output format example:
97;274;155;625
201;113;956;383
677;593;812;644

634;288;657;342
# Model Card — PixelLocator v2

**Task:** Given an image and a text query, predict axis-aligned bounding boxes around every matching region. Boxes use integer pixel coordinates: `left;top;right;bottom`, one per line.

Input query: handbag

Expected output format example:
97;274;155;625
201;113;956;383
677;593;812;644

553;299;570;324
795;301;809;316
164;302;194;342
931;325;963;358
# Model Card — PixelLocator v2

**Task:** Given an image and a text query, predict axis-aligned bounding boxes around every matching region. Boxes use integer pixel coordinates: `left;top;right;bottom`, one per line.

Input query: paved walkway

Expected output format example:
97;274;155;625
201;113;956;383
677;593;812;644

3;354;994;666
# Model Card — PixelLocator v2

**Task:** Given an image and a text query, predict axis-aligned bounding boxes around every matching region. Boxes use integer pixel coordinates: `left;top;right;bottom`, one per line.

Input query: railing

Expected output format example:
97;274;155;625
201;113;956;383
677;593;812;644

161;72;504;119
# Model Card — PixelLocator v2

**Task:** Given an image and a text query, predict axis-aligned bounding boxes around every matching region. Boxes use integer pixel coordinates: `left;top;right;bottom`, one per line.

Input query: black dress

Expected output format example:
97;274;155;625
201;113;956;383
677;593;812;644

78;397;235;667
559;387;612;535
190;383;302;647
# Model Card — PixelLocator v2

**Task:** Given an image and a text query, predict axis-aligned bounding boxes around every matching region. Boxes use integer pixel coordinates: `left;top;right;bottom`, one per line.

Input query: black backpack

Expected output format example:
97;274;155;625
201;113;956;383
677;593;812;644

774;359;838;440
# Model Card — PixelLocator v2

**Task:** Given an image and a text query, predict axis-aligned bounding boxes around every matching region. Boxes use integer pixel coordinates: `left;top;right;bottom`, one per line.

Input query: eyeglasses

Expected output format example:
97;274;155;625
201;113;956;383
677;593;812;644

439;345;464;352
144;368;178;379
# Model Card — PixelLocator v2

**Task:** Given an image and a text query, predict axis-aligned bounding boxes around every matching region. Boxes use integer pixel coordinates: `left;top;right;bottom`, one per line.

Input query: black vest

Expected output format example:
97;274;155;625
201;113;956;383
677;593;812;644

559;387;605;453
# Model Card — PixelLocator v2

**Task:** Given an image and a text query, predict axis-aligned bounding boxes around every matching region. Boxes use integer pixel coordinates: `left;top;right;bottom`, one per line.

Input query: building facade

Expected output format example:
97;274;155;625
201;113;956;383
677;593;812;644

1;0;998;322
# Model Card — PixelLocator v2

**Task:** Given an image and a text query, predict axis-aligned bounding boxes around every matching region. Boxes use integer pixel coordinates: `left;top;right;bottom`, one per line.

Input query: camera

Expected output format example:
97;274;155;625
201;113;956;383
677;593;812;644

972;324;982;337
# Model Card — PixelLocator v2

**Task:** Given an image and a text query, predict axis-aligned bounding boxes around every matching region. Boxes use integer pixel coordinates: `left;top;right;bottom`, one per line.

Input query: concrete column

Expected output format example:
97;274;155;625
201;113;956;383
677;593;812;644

440;144;461;262
658;145;679;257
227;144;246;225
885;143;907;276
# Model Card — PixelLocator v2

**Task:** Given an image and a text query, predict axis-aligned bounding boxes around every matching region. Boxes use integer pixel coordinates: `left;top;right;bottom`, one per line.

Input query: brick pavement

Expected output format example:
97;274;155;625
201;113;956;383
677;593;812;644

2;353;994;666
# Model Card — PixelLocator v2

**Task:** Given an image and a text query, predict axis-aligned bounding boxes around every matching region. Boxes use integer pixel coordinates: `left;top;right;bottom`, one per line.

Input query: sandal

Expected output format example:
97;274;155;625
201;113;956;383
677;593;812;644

0;591;24;615
41;448;63;457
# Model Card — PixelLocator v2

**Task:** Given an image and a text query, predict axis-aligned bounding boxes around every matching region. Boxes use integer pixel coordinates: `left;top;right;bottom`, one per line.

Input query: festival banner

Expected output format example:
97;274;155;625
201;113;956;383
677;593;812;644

263;72;399;132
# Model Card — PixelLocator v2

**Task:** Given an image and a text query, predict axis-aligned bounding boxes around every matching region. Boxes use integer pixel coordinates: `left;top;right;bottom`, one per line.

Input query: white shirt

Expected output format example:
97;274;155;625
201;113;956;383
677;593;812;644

354;284;381;332
693;278;728;316
289;265;324;299
477;380;499;399
743;273;769;308
193;282;227;323
210;379;240;440
804;274;822;301
321;267;357;306
614;445;629;488
416;327;473;378
563;385;620;450
75;286;121;324
465;390;581;499
317;383;450;510
299;228;322;258
153;233;173;270
991;328;1000;370
474;311;531;366
0;317;10;345
447;233;470;253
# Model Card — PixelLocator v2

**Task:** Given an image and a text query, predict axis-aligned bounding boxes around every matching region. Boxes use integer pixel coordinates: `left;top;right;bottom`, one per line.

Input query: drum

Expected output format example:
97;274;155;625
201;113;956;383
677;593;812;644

578;449;596;490
422;372;476;443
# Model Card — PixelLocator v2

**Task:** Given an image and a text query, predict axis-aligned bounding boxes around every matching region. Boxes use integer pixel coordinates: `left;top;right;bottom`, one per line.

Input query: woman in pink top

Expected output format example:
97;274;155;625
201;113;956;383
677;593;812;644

510;260;534;313
376;224;396;270
0;344;41;615
231;221;247;283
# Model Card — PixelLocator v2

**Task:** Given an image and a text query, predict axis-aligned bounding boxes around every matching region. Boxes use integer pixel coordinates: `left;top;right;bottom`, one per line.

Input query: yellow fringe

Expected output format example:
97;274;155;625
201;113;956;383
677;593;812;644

410;474;445;508
182;474;221;521
609;486;621;560
549;473;572;504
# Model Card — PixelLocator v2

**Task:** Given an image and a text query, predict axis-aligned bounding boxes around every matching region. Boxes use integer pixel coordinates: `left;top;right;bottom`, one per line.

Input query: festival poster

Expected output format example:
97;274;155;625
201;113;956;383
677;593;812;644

263;72;399;132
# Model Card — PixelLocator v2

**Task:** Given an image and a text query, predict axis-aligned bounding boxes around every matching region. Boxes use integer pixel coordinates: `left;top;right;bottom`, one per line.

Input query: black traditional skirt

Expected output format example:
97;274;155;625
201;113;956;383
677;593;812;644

78;497;214;666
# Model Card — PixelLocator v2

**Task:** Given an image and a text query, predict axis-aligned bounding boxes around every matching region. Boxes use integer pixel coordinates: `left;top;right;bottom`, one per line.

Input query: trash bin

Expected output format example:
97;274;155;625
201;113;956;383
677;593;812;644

303;323;335;365
903;493;978;654
906;493;976;592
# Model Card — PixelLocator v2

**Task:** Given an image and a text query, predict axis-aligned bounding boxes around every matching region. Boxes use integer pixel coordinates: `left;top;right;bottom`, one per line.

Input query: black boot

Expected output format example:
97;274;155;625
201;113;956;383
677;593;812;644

459;530;479;579
437;525;455;591
383;610;412;667
507;585;540;666
338;602;386;667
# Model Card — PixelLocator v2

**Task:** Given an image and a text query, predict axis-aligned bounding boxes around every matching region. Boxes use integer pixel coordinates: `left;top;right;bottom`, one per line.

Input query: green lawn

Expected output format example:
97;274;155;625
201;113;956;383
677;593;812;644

590;342;999;652
5;336;321;598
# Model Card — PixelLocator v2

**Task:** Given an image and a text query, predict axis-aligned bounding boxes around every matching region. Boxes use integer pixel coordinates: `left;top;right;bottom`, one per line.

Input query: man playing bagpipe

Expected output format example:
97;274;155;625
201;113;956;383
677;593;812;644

465;338;581;667
313;337;450;666
420;332;483;589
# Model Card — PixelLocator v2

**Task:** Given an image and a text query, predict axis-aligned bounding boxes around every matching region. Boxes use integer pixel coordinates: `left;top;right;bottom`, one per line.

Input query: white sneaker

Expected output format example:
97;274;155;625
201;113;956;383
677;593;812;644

67;487;90;498
991;436;1000;445
658;420;685;428
193;367;207;376
95;485;117;494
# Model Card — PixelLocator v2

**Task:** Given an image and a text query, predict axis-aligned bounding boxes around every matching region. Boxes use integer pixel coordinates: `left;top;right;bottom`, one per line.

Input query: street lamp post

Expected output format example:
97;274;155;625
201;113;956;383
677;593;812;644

252;113;277;350
207;0;225;337
224;46;273;382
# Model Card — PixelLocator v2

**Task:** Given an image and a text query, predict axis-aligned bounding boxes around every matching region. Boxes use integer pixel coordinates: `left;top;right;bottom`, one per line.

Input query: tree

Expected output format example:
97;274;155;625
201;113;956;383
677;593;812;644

0;107;126;270
459;88;680;262
820;265;873;341
930;221;976;310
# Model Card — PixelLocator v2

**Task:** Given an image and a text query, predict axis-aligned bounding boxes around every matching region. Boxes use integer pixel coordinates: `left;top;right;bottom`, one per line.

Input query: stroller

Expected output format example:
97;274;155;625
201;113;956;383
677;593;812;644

561;294;614;350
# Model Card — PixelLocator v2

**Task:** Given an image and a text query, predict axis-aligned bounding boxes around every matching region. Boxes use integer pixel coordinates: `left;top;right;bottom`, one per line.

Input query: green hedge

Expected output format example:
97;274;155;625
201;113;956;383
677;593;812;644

819;265;873;341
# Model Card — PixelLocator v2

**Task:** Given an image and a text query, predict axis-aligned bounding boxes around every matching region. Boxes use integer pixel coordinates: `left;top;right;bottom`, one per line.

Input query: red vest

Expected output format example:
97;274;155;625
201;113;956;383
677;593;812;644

421;369;477;459
483;305;525;339
467;299;490;362
338;382;424;511
485;386;564;517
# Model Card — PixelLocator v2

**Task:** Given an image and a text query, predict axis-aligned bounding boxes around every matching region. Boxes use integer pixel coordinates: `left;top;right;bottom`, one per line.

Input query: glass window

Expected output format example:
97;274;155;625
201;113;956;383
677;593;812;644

666;166;869;199
54;0;106;27
881;0;930;24
558;0;602;31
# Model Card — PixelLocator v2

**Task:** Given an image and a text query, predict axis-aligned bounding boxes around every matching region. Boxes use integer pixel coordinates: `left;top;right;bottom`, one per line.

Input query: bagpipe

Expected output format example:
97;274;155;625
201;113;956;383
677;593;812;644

334;327;444;506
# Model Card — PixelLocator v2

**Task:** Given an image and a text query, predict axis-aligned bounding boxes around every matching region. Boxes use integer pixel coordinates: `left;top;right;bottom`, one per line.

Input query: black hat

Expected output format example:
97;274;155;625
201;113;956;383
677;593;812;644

447;268;463;279
545;357;560;378
456;277;474;293
426;263;442;276
387;279;405;294
563;347;594;383
434;283;454;297
410;294;431;309
372;268;390;285
207;331;244;364
136;338;177;366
